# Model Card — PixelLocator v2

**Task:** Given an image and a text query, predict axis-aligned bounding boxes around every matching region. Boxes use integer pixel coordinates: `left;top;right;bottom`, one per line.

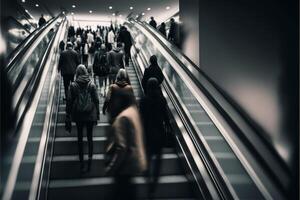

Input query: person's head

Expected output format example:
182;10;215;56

116;69;129;83
146;77;160;96
161;22;166;27
149;55;158;66
66;42;73;49
41;14;44;17
76;64;88;77
150;16;154;20
170;18;175;23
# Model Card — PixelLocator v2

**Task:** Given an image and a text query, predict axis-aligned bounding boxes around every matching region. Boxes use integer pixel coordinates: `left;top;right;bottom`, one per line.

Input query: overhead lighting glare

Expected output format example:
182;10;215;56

72;5;76;8
112;13;115;16
147;7;151;11
119;14;122;17
21;0;25;3
136;15;139;18
142;12;145;16
35;4;39;7
71;12;74;15
109;6;112;10
130;6;133;10
62;11;65;14
25;9;28;12
89;10;92;13
166;6;170;10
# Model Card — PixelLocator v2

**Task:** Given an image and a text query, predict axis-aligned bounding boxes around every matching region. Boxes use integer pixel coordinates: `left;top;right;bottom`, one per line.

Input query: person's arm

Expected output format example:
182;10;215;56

90;83;100;119
66;83;75;118
102;85;113;114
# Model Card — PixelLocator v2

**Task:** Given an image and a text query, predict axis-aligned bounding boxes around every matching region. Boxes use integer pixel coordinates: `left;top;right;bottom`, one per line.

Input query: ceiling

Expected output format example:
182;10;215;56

20;0;179;25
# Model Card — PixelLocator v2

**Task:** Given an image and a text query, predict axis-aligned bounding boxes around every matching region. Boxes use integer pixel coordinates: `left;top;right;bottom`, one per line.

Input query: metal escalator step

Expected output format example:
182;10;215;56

55;123;109;137
56;111;109;123
48;175;193;200
50;153;183;179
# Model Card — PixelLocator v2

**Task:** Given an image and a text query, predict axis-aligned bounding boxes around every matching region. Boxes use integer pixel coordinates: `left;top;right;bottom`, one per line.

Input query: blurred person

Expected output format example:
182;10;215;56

82;40;89;67
158;22;166;37
104;78;146;200
87;31;95;66
58;42;80;99
107;27;115;51
149;17;157;29
168;18;178;45
140;78;171;198
59;40;65;52
107;42;124;85
38;14;46;27
93;44;109;96
117;26;132;67
141;55;164;94
102;69;133;123
66;65;100;172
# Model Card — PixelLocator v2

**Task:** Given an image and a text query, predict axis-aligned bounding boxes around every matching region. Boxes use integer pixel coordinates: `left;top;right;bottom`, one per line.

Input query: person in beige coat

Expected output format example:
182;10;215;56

104;75;147;200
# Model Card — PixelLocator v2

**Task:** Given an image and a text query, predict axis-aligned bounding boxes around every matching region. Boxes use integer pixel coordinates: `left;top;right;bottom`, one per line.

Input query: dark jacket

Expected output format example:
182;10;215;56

103;81;134;122
140;93;169;153
149;20;157;29
117;30;132;51
38;17;46;27
93;49;108;76
141;64;164;93
58;49;80;75
168;21;177;41
66;75;99;122
158;26;166;37
105;105;147;175
107;48;124;73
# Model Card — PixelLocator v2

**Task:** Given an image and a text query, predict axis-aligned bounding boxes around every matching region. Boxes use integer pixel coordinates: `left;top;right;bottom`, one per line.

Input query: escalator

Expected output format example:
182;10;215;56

2;14;288;200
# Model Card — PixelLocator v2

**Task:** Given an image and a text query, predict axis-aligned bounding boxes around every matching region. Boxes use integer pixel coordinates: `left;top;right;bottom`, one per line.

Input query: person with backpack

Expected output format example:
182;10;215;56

139;77;171;198
93;44;109;96
66;64;100;173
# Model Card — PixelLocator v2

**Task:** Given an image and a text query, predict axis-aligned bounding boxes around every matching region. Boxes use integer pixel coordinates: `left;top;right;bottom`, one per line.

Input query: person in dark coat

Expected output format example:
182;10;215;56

103;69;133;123
105;78;146;200
117;26;132;67
149;17;157;29
107;42;124;84
38;14;46;27
66;65;100;172
58;42;80;98
158;22;166;37
93;44;108;96
59;40;65;52
168;18;178;44
141;55;164;94
140;77;170;198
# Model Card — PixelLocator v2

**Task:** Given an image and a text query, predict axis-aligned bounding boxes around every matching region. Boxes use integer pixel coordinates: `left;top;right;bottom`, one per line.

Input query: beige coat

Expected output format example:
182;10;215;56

106;105;147;175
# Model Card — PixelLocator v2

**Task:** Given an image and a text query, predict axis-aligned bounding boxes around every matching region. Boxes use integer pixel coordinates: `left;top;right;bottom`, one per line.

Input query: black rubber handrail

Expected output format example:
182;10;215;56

133;19;289;197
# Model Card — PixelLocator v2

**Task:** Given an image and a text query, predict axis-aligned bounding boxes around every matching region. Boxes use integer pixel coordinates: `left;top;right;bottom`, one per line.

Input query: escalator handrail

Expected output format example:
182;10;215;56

5;14;61;73
11;16;63;127
133;19;289;195
1;16;66;200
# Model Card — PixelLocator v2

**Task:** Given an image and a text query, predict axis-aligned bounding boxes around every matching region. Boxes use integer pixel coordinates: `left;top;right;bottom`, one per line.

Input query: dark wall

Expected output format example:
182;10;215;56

179;0;199;66
198;0;298;173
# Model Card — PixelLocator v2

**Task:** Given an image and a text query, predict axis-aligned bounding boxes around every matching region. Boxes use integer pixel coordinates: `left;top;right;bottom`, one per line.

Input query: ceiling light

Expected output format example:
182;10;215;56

72;5;76;8
21;0;25;3
112;13;115;16
136;15;139;18
119;14;122;17
142;12;145;16
35;4;39;7
62;11;65;14
130;6;133;10
166;6;170;10
89;10;92;13
109;6;112;9
71;12;74;15
147;8;151;11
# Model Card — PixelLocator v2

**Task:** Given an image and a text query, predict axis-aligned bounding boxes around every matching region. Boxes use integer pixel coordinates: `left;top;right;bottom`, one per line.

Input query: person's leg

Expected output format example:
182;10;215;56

98;76;103;96
63;75;70;98
151;147;163;195
86;121;94;171
76;122;84;171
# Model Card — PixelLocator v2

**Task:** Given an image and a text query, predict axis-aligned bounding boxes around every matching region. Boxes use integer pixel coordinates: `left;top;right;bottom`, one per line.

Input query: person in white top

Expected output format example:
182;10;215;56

107;28;115;51
87;31;95;66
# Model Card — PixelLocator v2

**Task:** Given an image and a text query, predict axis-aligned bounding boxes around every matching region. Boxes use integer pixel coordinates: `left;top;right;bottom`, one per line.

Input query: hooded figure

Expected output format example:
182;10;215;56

66;64;100;172
103;69;134;123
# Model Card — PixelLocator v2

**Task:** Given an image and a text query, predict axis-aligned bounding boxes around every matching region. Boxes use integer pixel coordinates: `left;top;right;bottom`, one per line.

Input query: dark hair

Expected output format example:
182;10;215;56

147;77;159;96
149;55;158;66
112;90;136;118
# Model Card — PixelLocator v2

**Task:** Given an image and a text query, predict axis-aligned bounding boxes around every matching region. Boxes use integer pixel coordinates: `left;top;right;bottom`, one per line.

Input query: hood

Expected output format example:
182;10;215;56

116;80;129;87
75;74;91;86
